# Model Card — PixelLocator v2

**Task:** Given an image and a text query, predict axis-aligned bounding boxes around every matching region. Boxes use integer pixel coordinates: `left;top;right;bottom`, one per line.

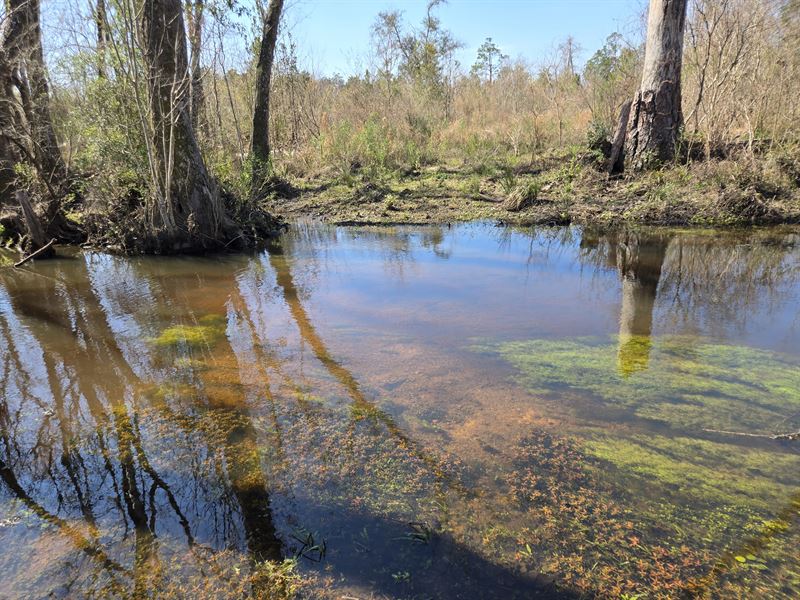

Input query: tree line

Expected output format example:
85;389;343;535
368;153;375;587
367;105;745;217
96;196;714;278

1;0;286;253
1;0;798;254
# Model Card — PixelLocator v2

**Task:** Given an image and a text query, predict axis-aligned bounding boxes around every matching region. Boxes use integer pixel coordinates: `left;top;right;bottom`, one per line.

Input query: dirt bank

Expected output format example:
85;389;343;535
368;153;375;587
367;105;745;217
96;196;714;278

267;149;800;228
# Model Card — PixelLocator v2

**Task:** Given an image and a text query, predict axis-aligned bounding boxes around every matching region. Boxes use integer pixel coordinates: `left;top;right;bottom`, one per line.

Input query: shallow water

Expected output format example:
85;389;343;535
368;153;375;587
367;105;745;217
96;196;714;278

0;223;799;599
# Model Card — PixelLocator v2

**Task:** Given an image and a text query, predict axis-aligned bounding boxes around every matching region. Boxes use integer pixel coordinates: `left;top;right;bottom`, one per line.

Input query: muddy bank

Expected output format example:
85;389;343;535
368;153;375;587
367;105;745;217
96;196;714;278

267;150;800;228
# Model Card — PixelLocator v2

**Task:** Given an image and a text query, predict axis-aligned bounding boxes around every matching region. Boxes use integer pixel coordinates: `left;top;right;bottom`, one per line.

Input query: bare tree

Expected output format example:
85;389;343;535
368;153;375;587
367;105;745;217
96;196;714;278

251;0;284;198
624;0;689;170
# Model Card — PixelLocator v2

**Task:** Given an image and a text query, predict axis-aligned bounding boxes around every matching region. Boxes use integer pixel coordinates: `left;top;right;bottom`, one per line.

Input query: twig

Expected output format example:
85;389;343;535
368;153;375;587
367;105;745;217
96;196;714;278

13;238;55;268
703;427;800;441
474;193;502;203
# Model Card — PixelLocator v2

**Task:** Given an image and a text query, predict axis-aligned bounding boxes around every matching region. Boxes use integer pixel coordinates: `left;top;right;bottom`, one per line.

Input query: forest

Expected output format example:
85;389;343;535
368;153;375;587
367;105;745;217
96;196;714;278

0;0;799;256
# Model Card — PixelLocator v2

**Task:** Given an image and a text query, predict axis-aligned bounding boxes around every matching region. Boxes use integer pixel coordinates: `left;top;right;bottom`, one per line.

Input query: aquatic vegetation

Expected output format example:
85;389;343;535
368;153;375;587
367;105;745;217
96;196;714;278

585;434;800;510
476;335;800;434
474;335;800;597
475;335;800;511
249;558;306;599
150;314;227;349
504;430;709;599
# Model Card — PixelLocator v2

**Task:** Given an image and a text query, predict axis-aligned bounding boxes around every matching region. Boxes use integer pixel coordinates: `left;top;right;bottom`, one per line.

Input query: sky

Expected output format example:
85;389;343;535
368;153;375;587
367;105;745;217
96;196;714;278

282;0;647;77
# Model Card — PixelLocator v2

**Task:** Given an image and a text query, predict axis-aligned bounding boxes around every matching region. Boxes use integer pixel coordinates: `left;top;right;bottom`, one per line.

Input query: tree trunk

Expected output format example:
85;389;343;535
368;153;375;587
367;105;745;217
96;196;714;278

96;0;109;78
16;190;51;252
625;0;688;171
608;99;632;174
251;0;284;199
0;0;80;248
4;0;70;198
141;0;236;250
186;0;206;131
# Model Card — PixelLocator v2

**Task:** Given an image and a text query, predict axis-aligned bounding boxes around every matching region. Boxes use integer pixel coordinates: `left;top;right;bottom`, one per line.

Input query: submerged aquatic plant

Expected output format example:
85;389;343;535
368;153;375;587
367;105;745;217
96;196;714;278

473;335;800;597
474;336;800;506
150;314;227;349
505;430;709;599
475;335;800;435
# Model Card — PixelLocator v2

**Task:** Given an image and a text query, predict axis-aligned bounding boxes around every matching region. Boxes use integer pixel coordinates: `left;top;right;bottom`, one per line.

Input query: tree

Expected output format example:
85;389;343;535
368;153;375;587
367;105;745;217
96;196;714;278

251;0;284;198
94;0;109;78
185;0;205;129
583;32;639;130
623;0;689;170
370;1;461;99
471;37;507;84
140;0;237;250
0;0;81;250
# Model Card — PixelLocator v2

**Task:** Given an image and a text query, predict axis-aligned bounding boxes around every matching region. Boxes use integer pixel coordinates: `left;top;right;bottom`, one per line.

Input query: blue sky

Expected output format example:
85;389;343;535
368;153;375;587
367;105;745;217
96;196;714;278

283;0;647;76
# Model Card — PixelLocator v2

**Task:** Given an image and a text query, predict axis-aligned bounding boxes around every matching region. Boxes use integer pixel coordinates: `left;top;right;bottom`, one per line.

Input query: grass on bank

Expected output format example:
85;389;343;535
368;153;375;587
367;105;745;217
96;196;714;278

263;144;800;228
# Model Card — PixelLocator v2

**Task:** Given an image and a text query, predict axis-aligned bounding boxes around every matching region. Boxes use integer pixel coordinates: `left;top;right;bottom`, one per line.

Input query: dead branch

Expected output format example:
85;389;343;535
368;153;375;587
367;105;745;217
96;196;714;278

702;427;800;441
13;237;55;267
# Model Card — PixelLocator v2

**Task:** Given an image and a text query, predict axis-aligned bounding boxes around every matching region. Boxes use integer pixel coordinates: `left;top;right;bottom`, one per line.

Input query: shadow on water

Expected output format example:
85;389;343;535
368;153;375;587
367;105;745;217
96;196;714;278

0;242;577;598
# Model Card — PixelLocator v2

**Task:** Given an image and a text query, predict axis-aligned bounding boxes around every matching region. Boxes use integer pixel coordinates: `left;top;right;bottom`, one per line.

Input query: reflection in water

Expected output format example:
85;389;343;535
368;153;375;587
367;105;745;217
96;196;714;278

615;232;670;376
0;223;799;599
580;230;672;375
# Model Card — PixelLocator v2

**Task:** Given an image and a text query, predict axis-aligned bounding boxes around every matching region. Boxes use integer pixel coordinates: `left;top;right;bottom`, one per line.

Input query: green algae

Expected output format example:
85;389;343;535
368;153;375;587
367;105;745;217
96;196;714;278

475;335;800;434
150;314;227;349
584;434;800;510
473;334;800;549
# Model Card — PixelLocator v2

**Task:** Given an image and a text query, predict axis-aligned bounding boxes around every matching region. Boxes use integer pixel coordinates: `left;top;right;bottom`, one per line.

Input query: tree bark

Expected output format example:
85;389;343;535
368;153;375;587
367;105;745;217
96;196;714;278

185;0;206;131
608;99;632;174
4;0;70;198
251;0;284;199
96;0;109;78
625;0;688;170
141;0;237;250
16;190;51;252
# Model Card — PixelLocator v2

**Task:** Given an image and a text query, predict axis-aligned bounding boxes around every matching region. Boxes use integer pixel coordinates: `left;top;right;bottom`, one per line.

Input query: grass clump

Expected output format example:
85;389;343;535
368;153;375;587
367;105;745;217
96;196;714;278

249;559;305;599
503;179;542;212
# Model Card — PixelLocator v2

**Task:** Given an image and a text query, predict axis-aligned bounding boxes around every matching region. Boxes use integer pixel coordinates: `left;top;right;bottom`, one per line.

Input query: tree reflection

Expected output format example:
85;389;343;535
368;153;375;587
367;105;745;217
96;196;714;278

0;247;553;599
0;258;281;596
615;232;671;376
579;227;800;373
579;230;672;375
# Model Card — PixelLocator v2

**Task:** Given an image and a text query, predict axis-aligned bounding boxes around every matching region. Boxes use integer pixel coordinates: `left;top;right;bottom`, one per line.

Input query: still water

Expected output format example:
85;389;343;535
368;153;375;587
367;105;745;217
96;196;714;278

0;223;799;599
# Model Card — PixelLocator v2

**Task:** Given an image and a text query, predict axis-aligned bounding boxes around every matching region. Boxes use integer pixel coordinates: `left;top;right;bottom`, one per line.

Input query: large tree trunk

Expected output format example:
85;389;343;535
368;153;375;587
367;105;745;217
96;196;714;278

141;0;237;250
624;0;688;170
250;0;284;199
3;0;68;194
0;0;79;249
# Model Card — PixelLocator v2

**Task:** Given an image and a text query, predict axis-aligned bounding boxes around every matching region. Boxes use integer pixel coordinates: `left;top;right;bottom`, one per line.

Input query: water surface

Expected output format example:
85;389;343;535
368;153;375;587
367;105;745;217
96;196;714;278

1;223;799;599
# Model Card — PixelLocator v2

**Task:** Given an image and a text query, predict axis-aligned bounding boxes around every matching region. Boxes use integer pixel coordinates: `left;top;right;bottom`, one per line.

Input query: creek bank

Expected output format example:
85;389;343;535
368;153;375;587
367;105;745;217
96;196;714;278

267;149;800;228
